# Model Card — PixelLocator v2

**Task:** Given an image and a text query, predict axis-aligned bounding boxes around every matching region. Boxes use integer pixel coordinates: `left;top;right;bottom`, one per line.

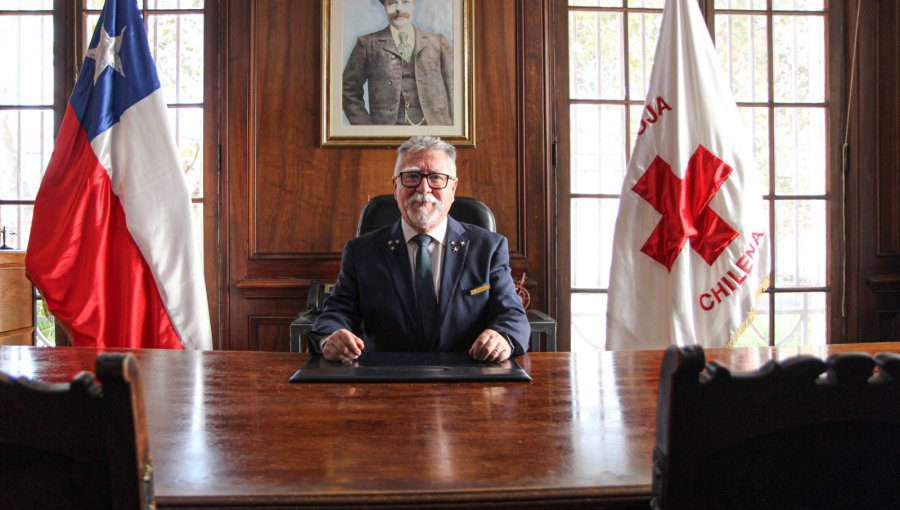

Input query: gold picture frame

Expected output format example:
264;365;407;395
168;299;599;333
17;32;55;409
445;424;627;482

321;0;475;147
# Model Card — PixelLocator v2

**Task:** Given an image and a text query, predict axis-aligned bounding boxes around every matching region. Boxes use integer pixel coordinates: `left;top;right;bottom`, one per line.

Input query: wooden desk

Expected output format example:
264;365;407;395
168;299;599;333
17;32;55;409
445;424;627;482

1;343;897;509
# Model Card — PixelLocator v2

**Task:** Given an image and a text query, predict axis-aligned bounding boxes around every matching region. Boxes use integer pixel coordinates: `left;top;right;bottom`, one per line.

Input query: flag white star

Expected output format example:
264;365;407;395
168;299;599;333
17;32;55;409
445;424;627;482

86;25;127;84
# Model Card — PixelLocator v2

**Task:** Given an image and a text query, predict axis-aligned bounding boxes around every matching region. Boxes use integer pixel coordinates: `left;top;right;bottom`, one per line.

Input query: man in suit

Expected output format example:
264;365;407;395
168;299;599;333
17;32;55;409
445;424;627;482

342;0;453;126
311;136;530;362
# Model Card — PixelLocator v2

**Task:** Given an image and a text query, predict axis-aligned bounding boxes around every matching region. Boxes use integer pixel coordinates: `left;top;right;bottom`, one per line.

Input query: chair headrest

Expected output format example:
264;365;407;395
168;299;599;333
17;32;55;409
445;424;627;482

356;195;496;236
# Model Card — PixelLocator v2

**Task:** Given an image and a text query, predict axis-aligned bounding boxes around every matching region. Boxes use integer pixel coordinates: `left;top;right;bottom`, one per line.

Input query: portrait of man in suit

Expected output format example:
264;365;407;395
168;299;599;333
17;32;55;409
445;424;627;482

342;0;454;126
310;136;529;362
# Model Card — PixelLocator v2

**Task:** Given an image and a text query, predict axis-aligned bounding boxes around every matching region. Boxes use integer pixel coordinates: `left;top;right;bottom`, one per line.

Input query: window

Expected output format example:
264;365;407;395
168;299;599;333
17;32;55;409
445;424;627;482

566;0;829;350
0;0;207;345
0;1;55;344
0;1;54;252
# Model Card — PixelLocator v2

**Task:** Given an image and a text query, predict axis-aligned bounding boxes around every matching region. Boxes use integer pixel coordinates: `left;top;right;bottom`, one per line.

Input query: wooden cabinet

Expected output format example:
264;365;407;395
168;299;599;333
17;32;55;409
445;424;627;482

0;251;33;346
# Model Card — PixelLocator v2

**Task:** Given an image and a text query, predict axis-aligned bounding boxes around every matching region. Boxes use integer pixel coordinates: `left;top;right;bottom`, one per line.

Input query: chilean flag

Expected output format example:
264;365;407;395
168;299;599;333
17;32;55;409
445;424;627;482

606;0;770;350
25;0;212;350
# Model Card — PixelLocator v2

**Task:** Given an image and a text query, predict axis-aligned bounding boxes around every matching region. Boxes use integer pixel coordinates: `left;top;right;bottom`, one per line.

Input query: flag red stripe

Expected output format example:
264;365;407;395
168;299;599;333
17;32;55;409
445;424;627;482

26;105;183;349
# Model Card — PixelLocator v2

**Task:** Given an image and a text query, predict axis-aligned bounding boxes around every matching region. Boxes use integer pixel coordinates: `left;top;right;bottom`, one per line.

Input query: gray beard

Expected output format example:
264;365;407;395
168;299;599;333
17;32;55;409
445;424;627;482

405;193;442;231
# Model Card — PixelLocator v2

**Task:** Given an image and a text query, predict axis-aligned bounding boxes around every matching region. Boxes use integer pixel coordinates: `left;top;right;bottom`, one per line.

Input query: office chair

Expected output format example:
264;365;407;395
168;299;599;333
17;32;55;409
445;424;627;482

651;345;900;509
293;195;497;352
0;353;154;510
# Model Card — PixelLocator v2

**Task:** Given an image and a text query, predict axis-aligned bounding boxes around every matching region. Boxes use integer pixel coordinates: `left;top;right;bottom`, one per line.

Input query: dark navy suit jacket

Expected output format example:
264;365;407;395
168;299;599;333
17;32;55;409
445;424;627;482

311;218;530;354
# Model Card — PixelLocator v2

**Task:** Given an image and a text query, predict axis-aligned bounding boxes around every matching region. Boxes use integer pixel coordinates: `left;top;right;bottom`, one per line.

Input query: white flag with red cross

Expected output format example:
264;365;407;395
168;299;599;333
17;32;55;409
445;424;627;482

606;0;770;350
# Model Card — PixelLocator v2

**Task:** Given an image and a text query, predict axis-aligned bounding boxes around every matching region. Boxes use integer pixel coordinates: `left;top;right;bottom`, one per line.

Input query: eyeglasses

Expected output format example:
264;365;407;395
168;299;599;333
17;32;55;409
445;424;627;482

396;171;455;189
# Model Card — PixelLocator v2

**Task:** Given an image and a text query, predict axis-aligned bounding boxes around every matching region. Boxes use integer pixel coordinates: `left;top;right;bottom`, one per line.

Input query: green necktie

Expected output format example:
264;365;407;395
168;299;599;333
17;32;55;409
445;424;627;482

413;234;437;340
398;31;413;62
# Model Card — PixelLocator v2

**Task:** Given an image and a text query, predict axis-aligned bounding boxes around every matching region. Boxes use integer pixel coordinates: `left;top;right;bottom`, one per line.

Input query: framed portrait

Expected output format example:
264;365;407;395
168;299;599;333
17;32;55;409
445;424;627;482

321;0;475;147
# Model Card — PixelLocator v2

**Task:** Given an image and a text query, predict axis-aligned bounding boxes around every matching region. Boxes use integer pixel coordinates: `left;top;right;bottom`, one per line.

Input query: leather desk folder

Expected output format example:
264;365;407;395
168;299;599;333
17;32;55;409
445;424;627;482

289;352;532;383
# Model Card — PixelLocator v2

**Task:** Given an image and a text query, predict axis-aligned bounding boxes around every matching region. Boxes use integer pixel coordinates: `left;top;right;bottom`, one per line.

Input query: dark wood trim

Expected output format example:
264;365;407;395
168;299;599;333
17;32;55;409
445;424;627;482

204;0;222;347
552;0;571;351
514;0;527;259
843;0;862;343
220;0;253;349
517;0;556;316
247;0;259;260
53;0;75;133
829;0;849;342
49;0;78;348
867;275;900;294
235;278;314;299
542;0;559;325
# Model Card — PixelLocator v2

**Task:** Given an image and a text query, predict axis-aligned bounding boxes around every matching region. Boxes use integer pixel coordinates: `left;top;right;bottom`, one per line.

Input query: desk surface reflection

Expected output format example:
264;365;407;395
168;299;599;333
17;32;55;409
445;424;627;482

1;343;896;509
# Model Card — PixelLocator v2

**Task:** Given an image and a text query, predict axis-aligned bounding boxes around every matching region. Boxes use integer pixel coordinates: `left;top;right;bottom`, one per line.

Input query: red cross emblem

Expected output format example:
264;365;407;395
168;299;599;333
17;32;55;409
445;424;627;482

632;145;739;271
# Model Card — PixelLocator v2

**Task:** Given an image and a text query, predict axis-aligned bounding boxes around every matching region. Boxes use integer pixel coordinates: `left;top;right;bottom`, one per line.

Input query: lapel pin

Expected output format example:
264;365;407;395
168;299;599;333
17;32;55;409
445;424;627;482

387;239;401;251
450;239;467;253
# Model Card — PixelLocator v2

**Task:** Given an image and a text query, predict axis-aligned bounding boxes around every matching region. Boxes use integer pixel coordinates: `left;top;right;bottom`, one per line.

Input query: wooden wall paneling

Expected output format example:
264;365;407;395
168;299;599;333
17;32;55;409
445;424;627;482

877;309;900;341
205;0;222;345
221;0;556;351
222;0;252;350
872;0;899;259
518;0;554;316
247;314;296;352
869;0;900;340
827;0;846;345
238;280;310;352
251;0;359;257
842;0;862;343
870;274;900;341
845;0;869;341
466;0;519;253
253;0;389;255
845;0;900;341
551;0;570;351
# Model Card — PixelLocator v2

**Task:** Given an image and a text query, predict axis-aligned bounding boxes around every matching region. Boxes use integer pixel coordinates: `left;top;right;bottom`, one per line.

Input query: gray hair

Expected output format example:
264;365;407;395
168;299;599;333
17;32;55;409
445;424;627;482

393;136;457;177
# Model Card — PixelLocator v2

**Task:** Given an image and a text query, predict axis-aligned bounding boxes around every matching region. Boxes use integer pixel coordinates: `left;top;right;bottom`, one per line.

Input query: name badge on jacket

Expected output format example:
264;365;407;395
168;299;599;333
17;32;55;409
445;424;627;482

467;283;490;296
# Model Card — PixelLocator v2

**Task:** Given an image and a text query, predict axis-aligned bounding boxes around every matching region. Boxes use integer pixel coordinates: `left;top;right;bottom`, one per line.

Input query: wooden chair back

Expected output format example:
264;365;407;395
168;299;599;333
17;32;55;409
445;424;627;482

652;345;900;509
0;352;154;509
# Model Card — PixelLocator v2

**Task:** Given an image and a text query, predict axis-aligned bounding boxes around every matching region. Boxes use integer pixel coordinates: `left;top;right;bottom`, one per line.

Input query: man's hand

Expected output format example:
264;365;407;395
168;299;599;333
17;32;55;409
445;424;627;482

469;328;512;362
322;329;365;362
